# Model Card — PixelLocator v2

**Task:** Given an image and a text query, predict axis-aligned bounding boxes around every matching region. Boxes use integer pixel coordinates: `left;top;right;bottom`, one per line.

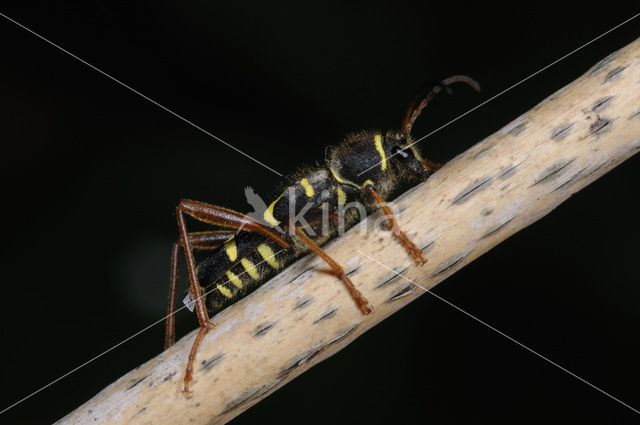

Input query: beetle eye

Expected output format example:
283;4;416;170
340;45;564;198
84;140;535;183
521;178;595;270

391;146;409;158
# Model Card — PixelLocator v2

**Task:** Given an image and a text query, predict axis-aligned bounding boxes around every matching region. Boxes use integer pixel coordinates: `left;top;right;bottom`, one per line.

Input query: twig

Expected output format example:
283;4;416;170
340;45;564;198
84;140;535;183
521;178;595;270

56;37;640;425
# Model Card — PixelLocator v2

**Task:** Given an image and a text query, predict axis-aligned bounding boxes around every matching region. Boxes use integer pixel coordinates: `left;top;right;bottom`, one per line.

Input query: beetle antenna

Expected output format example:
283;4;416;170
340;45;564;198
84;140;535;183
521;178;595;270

400;75;481;138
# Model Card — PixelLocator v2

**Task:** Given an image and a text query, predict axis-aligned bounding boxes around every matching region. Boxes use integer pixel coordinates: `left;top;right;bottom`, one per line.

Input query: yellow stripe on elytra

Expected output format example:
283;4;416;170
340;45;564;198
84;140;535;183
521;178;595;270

257;243;279;269
225;270;243;289
374;134;387;171
337;186;347;205
217;284;233;298
300;178;315;198
241;258;260;279
264;194;282;226
224;238;237;262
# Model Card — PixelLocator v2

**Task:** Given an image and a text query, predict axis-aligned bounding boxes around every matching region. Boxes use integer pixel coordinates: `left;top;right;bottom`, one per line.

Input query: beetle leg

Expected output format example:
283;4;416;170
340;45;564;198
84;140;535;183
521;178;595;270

367;186;427;266
293;225;372;315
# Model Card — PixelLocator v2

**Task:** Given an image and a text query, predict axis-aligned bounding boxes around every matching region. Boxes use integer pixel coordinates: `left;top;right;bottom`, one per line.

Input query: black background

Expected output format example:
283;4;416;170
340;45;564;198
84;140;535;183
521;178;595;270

1;3;639;424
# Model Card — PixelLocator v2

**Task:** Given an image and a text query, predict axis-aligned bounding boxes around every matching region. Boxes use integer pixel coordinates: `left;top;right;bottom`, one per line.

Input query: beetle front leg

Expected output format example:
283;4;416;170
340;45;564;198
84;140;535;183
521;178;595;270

367;186;427;266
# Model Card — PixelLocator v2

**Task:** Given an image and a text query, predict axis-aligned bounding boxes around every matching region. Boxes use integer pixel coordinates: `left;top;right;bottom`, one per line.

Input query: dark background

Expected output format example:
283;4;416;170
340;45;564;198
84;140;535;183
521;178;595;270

1;3;638;424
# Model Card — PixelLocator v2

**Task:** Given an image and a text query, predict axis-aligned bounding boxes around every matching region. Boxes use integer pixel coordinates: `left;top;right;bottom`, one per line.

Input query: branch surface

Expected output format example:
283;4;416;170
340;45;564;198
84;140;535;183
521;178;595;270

57;37;640;425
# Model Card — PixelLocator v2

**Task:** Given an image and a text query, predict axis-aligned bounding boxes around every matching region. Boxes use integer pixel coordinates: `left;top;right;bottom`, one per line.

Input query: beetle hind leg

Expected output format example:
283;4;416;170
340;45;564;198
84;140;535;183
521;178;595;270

165;231;234;350
182;323;214;396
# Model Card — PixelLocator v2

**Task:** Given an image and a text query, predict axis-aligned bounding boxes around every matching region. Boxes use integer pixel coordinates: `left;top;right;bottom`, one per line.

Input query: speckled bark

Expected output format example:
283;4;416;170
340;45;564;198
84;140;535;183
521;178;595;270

57;38;640;425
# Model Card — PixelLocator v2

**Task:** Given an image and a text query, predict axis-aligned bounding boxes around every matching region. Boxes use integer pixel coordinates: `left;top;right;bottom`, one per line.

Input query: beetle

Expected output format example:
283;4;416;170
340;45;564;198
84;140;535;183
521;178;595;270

164;75;480;394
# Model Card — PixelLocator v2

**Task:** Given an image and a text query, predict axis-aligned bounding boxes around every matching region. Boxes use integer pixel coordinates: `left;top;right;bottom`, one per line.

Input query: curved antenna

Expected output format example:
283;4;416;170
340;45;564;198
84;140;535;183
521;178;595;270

400;75;481;138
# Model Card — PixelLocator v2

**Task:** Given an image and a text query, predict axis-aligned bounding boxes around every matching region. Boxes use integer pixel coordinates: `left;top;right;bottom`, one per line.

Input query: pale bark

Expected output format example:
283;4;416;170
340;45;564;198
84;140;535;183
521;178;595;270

57;37;640;425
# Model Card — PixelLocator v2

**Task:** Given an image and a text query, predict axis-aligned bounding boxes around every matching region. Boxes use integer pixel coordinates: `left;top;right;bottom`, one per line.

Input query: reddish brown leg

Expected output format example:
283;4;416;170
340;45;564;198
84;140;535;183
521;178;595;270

422;159;443;173
166;241;181;350
293;226;372;315
179;199;290;249
367;186;427;266
165;231;234;350
183;323;213;395
174;200;291;395
175;208;212;396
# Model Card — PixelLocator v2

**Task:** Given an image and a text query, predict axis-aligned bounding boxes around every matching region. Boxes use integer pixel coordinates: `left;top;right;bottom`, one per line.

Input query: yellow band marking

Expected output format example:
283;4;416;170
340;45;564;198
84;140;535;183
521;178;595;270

374;134;387;171
331;165;372;190
217;284;233;299
264;194;282;226
337;186;347;205
225;270;243;289
224;238;237;262
409;145;422;161
257;243;279;269
300;178;315;198
329;167;345;183
241;258;260;280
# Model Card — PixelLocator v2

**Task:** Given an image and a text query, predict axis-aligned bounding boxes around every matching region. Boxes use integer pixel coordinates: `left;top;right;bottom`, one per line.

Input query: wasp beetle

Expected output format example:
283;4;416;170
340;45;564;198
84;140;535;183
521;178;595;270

165;75;480;393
